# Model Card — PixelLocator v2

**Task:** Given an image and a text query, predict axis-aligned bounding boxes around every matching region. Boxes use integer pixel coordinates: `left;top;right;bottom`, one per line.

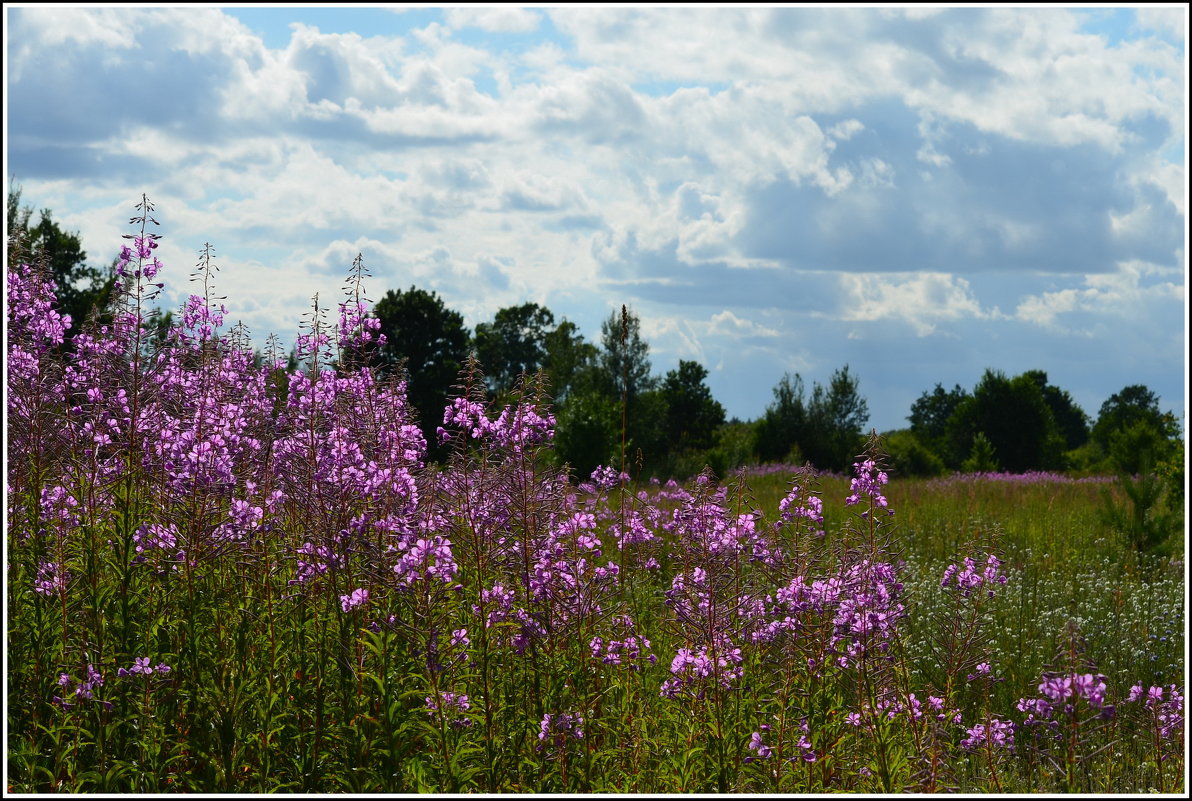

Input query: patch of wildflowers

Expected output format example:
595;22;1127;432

746;731;772;759
538;712;584;752
940;554;1008;598
33;561;68;597
1127;683;1184;740
52;665;108;710
425;691;472;728
340;587;368;612
845;458;893;516
961;719;1016;752
659;641;744;700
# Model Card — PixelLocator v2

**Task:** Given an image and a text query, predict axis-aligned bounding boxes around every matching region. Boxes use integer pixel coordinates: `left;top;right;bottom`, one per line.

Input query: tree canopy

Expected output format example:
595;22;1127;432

473;302;555;395
373;286;469;448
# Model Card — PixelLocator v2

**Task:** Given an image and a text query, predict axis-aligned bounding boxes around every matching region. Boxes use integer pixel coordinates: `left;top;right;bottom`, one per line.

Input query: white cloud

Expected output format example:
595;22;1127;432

828;119;865;140
1014;261;1184;331
707;310;780;340
444;7;541;33
1135;7;1187;42
839;273;1000;336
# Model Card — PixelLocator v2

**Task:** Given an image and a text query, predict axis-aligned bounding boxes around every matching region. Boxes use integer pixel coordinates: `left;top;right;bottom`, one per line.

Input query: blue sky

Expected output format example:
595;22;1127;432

4;5;1187;433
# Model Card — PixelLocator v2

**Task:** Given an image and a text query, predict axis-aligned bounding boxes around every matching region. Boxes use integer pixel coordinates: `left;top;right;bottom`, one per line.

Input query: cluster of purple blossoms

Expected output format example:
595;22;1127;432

392;533;458;586
746;725;817;763
132;522;182;567
471;579;546;654
179;293;226;343
967;662;995;682
40;485;80;529
489;403;556;452
589;635;657;671
117;657;172;677
538;712;584;752
961;719;1016;752
340;587;368;613
845;459;893;516
337;300;386;350
292;541;344;585
609;509;659;550
1039;672;1109;708
940;555;1009;599
8;262;71;375
585;465;629;492
33;561;68;597
425;691;472;728
665;568;712;630
747;730;772;759
899;692;961;725
659;643;744;700
473;584;516;629
439;397;496;443
527;520;620;633
829;560;905;665
53;665;109;710
1127;683;1184;740
776;478;825;537
1017;671;1114;730
115;235;163;284
437;395;555;453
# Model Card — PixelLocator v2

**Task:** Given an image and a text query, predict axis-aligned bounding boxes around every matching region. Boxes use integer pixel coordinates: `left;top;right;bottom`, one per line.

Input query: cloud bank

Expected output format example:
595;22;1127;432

5;6;1185;430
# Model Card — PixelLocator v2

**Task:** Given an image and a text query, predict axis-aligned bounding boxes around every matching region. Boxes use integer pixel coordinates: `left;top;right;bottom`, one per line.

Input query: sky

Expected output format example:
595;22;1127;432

4;4;1188;433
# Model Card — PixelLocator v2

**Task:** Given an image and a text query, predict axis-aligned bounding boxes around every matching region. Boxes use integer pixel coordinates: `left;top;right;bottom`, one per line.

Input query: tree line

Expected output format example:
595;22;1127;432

8;186;1183;483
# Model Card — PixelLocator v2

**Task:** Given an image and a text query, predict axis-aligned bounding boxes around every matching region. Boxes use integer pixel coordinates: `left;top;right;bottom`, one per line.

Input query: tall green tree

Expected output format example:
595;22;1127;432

909;383;970;466
661;360;725;454
599;305;656;404
1023;369;1090;451
543;319;599;402
1092;385;1179;455
755;366;869;471
805;364;870;472
755;373;807;463
8;183;116;342
553;390;620;480
947;369;1064;473
473;302;555;395
373;286;470;451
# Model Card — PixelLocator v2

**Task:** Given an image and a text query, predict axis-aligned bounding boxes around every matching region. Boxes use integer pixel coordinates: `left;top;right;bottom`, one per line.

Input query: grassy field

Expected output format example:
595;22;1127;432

8;445;1185;793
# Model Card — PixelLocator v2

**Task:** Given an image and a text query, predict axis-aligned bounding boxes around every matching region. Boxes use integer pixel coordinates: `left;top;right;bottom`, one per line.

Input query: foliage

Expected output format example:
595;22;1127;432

661;360;725;455
373;285;470;451
552;387;620;478
804;364;870;472
598;305;656;405
909;383;970;467
1092;384;1180;454
962;432;1000;474
754;372;807;464
947;369;1064;473
1100;465;1180;559
755;366;870;472
8;182;117;344
542;318;599;403
882;429;946;478
1024;370;1090;451
473;302;555;396
704;420;758;479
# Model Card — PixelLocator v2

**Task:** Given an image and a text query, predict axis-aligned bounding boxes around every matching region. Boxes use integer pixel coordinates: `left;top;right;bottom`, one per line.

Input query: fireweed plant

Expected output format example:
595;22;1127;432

6;199;1186;793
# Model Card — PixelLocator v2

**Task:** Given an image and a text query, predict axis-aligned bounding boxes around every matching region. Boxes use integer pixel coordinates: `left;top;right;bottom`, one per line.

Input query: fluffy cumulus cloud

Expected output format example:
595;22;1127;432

5;6;1185;430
